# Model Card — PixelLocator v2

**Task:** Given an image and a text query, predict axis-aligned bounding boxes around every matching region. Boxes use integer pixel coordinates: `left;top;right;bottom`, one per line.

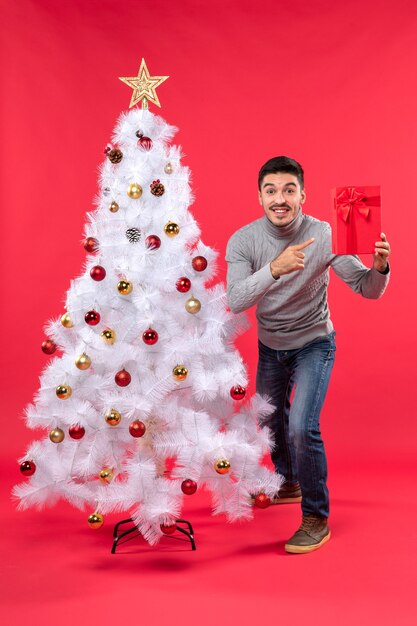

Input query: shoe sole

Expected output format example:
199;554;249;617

271;496;302;504
284;531;331;554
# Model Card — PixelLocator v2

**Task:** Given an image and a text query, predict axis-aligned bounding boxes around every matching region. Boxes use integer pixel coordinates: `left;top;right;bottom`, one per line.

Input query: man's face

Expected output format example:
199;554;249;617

259;172;306;227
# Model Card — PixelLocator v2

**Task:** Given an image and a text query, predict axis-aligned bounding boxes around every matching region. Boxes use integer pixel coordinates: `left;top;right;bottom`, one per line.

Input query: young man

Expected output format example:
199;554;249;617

225;156;390;554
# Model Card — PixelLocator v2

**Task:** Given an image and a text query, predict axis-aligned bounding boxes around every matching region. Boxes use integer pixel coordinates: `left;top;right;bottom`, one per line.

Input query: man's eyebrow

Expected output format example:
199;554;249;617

262;182;297;188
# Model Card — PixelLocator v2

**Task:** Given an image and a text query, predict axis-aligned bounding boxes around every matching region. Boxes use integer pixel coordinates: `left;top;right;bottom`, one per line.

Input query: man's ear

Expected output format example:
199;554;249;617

301;190;306;204
258;191;262;206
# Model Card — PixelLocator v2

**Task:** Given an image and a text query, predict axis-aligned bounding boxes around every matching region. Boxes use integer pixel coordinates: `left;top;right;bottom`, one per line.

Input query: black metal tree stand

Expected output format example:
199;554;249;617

111;518;196;553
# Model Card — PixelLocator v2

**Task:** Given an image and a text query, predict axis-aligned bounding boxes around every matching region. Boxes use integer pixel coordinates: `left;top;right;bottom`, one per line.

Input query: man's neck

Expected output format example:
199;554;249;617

262;209;304;239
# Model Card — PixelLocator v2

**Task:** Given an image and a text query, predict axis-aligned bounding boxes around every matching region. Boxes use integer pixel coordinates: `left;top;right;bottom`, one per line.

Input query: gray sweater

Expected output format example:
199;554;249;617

225;210;389;350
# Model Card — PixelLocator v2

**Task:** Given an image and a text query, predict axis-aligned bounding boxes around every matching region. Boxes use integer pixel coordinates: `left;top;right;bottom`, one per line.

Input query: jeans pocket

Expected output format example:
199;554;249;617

304;332;336;353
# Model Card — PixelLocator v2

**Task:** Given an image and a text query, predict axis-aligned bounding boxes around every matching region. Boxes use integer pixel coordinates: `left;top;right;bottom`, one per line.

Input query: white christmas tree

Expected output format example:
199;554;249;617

14;60;282;545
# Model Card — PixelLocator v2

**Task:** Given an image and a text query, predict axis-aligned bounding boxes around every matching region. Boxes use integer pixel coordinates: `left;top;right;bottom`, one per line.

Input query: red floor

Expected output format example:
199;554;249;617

2;457;416;626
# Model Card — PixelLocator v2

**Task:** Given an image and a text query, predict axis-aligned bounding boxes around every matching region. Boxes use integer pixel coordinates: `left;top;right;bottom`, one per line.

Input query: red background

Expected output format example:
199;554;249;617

1;1;416;624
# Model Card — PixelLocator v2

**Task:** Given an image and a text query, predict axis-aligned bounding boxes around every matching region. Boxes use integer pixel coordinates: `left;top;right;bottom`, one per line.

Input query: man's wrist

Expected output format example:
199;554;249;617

375;262;389;275
270;262;281;280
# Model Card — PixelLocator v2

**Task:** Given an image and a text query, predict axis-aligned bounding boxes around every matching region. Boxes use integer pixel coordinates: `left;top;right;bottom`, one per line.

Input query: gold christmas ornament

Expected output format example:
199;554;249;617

60;312;73;328
127;183;142;199
49;427;65;443
75;353;91;370
87;512;104;529
109;201;119;213
164;221;180;237
185;296;201;314
173;365;188;381
117;279;133;295
119;58;169;109
105;408;122;426
100;328;116;345
99;467;114;484
164;162;173;174
56;384;72;400
214;459;231;475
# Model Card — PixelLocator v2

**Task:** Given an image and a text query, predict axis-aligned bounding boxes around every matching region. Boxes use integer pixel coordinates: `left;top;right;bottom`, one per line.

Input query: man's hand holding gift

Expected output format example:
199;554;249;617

373;232;391;273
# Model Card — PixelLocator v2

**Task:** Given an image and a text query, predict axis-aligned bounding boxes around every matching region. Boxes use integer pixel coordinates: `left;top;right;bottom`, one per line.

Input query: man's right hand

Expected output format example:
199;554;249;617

270;238;315;279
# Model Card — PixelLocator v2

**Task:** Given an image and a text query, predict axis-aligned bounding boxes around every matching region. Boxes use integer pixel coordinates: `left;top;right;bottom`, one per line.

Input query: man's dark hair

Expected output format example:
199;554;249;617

258;156;304;191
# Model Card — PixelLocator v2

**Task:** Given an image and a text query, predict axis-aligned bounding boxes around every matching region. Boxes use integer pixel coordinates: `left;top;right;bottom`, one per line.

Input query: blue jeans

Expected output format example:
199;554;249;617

256;332;336;518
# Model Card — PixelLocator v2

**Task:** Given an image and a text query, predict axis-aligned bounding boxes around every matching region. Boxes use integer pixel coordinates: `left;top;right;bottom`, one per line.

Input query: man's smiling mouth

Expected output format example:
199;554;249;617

271;206;290;214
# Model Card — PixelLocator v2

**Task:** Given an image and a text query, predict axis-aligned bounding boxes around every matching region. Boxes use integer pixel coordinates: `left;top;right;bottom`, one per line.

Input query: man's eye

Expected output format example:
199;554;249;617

285;189;295;194
266;189;274;194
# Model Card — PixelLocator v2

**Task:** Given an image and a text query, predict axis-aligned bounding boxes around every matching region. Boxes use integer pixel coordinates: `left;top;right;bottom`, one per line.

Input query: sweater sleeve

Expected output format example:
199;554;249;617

330;254;390;299
225;231;277;313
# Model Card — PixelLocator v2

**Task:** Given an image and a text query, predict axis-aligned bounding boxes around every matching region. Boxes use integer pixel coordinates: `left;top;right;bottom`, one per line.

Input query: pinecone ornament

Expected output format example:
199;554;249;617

150;179;165;197
126;227;141;243
107;148;123;164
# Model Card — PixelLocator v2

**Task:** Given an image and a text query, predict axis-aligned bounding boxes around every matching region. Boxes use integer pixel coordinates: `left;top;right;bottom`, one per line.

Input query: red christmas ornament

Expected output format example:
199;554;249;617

254;493;271;509
181;479;197;495
136;132;153;151
83;237;99;253
145;235;161;250
90;265;106;281
230;385;246;400
85;310;100;326
192;256;208;272
20;460;36;476
129;420;146;438
176;277;191;293
41;339;57;355
160;523;176;535
115;369;131;387
142;329;158;345
69;425;86;440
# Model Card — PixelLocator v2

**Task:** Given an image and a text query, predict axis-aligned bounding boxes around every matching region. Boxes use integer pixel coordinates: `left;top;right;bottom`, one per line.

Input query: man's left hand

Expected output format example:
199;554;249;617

373;232;391;273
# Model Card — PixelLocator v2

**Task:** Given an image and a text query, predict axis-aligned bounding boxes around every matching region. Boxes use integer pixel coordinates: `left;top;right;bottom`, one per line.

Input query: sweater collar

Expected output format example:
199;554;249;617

261;209;304;239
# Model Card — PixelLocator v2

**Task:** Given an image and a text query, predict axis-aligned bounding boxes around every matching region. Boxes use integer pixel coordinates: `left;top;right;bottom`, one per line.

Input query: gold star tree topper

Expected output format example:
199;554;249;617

119;59;169;109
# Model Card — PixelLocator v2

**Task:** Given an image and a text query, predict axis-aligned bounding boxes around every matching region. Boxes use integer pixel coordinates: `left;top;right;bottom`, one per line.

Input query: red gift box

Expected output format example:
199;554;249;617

331;186;381;255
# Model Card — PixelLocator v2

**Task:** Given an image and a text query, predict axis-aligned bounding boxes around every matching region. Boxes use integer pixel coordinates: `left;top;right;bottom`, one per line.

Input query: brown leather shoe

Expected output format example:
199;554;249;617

271;481;302;504
285;515;330;554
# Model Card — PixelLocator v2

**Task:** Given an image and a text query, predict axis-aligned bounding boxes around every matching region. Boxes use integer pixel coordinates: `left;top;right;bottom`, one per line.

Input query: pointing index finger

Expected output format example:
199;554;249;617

294;238;315;251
